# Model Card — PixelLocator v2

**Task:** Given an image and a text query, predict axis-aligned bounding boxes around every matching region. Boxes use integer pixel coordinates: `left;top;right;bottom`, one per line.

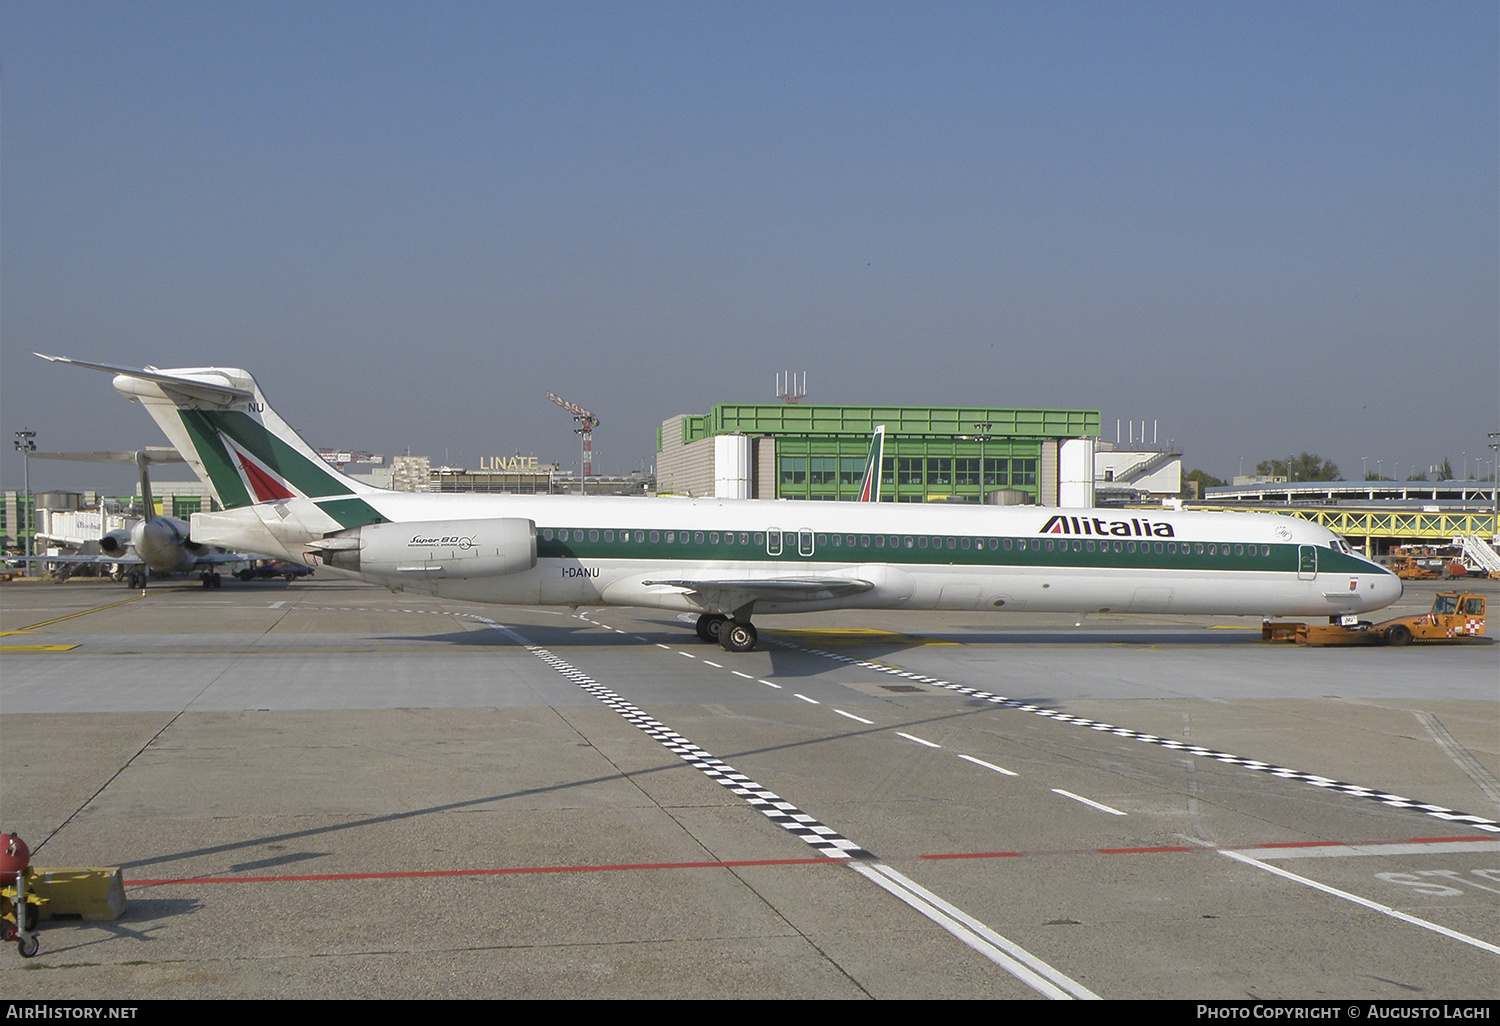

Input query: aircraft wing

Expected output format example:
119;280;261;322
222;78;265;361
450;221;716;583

22;551;263;568
641;576;874;611
19;554;143;566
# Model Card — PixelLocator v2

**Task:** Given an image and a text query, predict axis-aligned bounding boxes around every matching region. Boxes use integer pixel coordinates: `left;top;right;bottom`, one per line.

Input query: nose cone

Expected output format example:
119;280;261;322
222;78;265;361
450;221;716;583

1369;568;1403;611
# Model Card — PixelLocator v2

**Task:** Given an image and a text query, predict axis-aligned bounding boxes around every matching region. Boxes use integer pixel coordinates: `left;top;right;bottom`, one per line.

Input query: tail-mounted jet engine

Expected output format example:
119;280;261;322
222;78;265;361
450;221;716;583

314;518;537;580
98;529;132;557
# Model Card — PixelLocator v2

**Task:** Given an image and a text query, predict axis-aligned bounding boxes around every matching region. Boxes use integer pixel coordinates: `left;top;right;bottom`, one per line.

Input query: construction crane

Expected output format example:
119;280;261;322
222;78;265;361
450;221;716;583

546;393;600;493
316;449;383;469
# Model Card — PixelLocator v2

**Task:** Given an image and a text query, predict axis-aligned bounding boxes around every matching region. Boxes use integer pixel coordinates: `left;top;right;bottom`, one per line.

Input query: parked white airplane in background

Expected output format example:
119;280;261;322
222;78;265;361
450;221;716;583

27;446;249;588
36;354;1402;650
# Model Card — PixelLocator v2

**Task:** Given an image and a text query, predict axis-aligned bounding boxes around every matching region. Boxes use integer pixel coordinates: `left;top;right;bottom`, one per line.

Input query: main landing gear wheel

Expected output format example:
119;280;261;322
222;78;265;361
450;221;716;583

719;621;758;653
695;613;728;644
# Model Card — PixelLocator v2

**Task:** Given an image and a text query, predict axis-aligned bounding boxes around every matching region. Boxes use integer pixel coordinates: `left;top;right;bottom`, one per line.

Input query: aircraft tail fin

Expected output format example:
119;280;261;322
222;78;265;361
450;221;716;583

35;354;386;528
134;450;156;519
857;425;886;502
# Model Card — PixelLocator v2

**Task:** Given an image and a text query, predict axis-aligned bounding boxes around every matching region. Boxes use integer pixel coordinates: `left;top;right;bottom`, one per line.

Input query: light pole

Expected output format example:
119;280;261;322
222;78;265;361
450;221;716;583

13;429;37;561
1488;432;1499;532
969;422;993;503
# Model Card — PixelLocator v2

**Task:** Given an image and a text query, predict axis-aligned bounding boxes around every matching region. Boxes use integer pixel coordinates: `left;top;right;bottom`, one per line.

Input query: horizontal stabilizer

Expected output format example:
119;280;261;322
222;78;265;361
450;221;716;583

33;353;253;407
31;447;185;465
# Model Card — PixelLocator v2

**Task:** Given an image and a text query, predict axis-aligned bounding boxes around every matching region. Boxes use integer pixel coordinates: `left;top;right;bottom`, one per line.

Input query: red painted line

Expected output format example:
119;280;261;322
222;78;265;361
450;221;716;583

126;834;1495;888
128;855;841;887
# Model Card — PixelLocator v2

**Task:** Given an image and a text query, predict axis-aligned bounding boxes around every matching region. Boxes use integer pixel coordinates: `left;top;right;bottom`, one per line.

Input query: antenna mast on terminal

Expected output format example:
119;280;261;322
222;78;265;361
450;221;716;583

776;371;806;404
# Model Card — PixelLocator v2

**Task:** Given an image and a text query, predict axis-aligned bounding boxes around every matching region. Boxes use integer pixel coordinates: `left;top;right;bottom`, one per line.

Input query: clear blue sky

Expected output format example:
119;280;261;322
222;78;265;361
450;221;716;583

4;1;1496;493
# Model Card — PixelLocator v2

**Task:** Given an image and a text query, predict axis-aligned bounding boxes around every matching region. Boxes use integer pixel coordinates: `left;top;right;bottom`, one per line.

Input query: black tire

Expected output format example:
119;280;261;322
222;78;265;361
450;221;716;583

17;934;38;958
284;572;296;582
720;621;758;653
1385;624;1412;647
695;613;727;643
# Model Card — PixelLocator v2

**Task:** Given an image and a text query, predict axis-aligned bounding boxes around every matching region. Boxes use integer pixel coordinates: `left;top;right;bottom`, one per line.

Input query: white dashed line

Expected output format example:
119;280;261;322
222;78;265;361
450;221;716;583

760;680;782;689
835;710;874;725
897;732;941;749
958;754;1018;777
1052;789;1126;816
795;693;819;704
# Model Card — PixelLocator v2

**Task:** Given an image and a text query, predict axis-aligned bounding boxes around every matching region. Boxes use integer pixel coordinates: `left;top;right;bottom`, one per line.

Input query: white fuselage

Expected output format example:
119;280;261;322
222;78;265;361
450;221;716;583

194;491;1402;621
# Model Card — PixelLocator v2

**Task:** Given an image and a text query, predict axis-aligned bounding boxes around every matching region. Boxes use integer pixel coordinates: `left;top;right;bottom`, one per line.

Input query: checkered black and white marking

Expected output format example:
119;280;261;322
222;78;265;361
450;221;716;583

775;639;1500;835
464;615;872;860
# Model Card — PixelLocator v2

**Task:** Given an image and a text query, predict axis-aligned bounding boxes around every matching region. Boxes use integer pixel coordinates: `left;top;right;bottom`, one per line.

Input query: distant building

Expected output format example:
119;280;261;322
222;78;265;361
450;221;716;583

658;403;1100;506
1093;440;1183;506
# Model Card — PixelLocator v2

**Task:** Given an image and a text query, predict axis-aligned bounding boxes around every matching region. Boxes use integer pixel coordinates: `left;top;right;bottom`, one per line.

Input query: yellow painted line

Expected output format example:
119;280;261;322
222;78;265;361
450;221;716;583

9;594;148;632
1;644;80;652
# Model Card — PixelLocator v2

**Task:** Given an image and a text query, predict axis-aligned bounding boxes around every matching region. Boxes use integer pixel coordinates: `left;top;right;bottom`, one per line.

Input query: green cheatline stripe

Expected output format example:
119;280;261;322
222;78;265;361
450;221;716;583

529;531;1380;577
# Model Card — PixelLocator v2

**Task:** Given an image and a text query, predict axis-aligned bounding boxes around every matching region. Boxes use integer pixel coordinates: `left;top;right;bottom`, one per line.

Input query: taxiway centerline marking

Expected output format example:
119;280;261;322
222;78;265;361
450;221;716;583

776;639;1500;835
480;612;1094;999
9;593;148;632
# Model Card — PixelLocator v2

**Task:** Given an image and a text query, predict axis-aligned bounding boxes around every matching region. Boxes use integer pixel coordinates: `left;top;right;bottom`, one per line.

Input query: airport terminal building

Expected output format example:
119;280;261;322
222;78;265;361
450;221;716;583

657;403;1100;506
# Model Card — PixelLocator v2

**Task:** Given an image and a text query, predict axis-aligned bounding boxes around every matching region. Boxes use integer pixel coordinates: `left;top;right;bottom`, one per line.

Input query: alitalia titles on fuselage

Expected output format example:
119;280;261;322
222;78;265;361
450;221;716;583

1040;515;1176;538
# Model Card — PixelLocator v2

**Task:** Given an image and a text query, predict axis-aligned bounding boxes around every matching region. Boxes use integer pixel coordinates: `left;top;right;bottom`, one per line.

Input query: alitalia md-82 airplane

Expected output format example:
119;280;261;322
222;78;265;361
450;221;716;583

36;354;1401;652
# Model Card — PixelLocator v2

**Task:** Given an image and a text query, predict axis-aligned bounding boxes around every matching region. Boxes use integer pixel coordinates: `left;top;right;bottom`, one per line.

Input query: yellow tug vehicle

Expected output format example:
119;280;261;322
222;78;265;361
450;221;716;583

1263;592;1487;647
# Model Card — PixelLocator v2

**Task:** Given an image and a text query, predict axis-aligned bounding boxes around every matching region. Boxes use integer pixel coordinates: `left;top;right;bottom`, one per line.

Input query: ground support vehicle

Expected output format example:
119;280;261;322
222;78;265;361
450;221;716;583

1263;591;1487;647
